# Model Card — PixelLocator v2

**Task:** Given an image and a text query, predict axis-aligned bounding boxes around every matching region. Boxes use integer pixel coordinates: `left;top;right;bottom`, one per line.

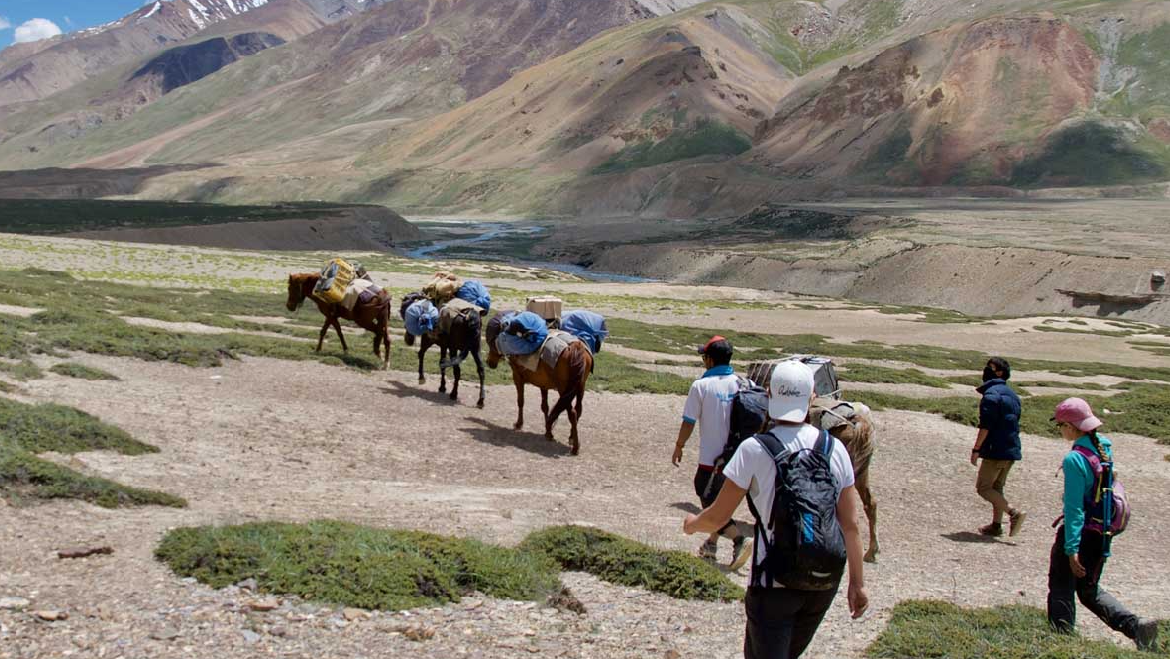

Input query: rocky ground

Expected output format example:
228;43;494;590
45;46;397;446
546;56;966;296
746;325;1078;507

2;348;1168;659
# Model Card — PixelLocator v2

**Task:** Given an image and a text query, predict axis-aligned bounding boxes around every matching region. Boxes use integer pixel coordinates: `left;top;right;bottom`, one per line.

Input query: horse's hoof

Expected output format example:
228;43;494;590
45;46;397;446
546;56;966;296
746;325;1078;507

513;423;523;431
418;378;426;385
449;392;458;401
570;446;579;456
439;385;447;393
476;400;485;409
544;433;555;442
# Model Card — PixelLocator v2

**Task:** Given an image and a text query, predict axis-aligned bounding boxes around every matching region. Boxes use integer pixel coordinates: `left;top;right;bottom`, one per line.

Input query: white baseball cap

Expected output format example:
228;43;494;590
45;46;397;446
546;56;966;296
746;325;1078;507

769;360;815;422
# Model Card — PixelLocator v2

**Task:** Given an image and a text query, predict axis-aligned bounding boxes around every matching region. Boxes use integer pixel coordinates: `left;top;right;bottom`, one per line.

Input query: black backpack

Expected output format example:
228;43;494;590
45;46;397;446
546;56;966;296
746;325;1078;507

717;377;769;469
747;429;847;590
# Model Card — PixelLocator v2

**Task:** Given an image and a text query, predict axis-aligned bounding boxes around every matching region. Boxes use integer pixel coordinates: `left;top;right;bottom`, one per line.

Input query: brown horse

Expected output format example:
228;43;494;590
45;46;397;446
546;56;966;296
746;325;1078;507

286;273;393;369
485;312;593;455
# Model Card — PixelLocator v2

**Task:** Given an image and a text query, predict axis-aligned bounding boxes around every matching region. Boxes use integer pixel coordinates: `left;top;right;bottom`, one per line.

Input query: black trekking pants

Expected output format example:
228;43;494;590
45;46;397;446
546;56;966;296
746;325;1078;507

744;585;839;659
1047;526;1139;638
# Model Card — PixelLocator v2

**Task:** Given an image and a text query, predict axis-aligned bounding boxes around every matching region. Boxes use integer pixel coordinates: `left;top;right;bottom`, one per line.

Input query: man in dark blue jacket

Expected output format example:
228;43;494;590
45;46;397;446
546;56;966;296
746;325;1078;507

970;357;1026;537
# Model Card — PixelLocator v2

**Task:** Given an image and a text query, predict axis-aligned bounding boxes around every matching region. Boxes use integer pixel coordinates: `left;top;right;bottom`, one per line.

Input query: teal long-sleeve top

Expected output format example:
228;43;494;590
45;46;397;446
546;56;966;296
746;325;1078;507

1061;434;1113;556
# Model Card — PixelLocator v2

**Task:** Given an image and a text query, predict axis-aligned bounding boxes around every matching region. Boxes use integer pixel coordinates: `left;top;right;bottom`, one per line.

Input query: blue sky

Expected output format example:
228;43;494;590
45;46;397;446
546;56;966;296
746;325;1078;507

1;0;144;47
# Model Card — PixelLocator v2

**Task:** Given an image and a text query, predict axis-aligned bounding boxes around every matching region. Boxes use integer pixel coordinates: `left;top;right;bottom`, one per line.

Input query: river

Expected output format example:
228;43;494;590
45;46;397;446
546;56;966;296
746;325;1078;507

404;221;655;283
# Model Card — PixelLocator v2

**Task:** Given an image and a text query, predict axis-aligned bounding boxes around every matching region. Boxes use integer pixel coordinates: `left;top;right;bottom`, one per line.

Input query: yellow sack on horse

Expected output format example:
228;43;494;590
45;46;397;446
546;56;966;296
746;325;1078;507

313;258;355;304
424;271;463;305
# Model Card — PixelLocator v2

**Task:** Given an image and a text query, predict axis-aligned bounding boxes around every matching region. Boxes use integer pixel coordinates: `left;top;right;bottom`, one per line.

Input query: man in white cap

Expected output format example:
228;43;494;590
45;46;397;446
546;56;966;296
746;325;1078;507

683;359;869;659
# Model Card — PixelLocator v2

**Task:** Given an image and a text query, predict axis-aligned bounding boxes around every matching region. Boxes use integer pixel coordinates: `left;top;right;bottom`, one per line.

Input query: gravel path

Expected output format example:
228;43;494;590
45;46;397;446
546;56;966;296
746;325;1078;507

2;352;1168;658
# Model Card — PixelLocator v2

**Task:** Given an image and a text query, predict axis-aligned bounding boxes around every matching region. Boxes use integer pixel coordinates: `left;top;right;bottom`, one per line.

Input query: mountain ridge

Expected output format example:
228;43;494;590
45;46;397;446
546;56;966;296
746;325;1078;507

0;0;1168;216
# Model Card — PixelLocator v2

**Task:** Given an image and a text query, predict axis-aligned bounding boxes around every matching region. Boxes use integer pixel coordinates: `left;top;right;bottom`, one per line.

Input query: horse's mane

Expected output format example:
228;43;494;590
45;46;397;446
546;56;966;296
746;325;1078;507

485;311;512;346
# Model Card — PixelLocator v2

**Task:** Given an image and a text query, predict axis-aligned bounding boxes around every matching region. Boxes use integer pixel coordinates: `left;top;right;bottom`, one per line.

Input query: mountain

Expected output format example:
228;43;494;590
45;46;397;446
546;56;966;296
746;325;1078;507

0;0;1168;216
0;0;381;110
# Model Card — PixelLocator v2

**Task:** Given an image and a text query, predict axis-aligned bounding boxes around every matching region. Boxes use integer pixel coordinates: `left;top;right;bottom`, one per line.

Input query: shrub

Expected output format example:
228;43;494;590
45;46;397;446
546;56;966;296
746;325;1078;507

0;443;185;508
867;600;1169;658
49;363;121;381
0;398;155;455
156;521;563;611
520;525;743;602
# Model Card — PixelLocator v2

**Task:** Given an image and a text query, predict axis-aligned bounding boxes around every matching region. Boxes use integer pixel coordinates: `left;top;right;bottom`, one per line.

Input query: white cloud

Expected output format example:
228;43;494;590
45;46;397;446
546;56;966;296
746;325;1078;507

14;18;63;43
63;16;74;28
0;16;12;30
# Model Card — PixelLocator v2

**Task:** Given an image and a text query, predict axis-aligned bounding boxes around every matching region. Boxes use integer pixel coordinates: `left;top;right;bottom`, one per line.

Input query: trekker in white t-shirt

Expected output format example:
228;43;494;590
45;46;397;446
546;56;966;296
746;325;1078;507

684;360;869;659
672;336;751;568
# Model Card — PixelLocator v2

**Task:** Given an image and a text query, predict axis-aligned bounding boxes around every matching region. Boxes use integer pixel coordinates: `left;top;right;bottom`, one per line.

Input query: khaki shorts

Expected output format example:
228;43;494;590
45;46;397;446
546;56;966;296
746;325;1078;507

976;458;1014;494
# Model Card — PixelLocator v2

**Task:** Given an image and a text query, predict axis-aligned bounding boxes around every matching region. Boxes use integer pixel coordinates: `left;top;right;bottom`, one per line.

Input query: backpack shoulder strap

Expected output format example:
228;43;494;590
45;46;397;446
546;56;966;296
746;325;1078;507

814;428;835;457
1071;445;1103;474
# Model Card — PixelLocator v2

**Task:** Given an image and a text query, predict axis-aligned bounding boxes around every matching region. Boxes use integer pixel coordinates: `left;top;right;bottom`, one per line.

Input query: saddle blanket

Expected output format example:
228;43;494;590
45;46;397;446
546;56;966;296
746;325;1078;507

437;297;482;335
341;279;380;311
513;329;580;372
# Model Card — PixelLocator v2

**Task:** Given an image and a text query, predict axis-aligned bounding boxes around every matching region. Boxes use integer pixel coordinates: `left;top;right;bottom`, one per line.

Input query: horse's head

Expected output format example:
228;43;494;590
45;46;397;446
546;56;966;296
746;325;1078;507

484;311;510;369
286;274;307;312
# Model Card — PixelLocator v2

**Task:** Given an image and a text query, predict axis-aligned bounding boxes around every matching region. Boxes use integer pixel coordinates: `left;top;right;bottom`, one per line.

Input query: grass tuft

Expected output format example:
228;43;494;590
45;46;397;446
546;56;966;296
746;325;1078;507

0;397;182;507
0;398;155;455
0;443;185;508
520;525;743;602
49;363;121;381
156;521;562;611
867;600;1170;658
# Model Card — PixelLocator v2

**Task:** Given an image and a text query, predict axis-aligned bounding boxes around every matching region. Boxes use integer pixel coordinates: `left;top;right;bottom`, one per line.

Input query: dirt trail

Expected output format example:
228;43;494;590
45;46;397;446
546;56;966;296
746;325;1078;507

1;352;1167;658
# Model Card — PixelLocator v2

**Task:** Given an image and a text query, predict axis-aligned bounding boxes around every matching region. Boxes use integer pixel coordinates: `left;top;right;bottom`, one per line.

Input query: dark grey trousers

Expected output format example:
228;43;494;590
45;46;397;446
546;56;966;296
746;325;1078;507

744;585;839;659
1047;527;1139;638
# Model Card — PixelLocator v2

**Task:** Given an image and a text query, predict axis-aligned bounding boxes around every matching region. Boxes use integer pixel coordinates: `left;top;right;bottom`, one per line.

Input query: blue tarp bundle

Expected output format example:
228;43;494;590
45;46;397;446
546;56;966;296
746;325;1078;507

561;310;608;354
455;280;491;313
496;311;548;356
404;299;439;336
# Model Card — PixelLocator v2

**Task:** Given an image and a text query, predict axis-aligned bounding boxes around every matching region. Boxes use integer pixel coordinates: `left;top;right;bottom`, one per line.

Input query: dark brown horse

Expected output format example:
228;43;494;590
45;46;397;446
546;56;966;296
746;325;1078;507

485;312;593;455
286;273;393;369
399;292;486;408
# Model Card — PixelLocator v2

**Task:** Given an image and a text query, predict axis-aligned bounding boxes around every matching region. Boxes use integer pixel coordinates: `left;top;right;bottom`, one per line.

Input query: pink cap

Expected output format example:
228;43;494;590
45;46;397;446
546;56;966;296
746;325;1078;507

1053;397;1102;433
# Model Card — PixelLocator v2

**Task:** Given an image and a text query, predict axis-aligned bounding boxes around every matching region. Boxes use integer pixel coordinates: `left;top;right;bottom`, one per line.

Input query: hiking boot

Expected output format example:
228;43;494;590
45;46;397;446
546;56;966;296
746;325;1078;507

978;522;1004;537
729;536;753;572
698;539;718;562
1008;510;1027;537
1135;618;1160;651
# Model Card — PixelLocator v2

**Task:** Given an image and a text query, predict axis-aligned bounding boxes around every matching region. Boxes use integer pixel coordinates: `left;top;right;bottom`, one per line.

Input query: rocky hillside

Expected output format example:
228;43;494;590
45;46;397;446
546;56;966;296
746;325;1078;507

0;0;1168;216
0;0;381;110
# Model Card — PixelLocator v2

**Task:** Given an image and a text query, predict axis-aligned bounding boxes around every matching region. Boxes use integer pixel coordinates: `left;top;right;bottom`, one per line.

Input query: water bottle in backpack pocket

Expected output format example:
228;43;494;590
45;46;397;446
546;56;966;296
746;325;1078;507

1072;445;1130;538
749;429;847;590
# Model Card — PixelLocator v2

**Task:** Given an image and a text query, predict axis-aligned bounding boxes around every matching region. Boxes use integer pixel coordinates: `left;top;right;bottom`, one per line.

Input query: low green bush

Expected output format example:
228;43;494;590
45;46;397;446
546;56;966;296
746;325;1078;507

867;600;1169;658
0;443;185;508
0;359;42;381
48;363;121;381
156;521;562;611
0;398;155;455
520;525;743;602
0;397;183;507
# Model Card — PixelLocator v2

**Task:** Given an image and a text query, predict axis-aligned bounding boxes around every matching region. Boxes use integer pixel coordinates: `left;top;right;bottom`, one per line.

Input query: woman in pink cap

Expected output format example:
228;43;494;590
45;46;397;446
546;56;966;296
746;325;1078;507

1048;397;1158;650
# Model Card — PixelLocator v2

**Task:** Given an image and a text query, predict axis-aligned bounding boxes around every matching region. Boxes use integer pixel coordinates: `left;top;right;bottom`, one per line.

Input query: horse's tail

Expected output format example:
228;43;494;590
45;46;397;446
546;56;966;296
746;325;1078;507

562;342;592;400
379;292;393;341
440;310;482;369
